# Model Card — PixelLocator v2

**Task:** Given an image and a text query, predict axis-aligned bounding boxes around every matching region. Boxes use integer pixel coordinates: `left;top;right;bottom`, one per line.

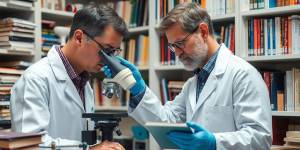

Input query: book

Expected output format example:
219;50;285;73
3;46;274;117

0;131;43;149
0;61;32;69
0;27;34;34
0;67;23;75
145;122;192;149
0;31;34;38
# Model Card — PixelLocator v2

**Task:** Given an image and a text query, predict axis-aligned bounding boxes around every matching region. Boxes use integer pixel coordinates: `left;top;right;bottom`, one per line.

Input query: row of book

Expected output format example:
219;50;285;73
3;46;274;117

160;78;184;104
122;35;149;67
247;15;300;56
206;0;235;16
0;67;22;123
107;0;149;28
160;35;179;65
262;68;300;112
41;20;60;53
250;0;300;10
155;0;235;24
214;23;235;54
0;17;36;56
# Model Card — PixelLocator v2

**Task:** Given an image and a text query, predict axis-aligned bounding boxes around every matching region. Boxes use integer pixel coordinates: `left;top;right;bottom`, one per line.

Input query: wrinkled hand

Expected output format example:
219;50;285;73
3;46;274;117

89;140;125;150
102;56;145;96
167;122;216;150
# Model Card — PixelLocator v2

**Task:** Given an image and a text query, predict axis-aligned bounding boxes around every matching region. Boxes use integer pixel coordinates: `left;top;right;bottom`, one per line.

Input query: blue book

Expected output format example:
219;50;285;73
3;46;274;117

270;72;284;111
249;19;254;56
272;18;276;55
269;0;276;8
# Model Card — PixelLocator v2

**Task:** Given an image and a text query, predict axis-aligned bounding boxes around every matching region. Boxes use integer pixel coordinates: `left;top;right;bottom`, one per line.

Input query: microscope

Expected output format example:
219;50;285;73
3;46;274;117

81;50;136;146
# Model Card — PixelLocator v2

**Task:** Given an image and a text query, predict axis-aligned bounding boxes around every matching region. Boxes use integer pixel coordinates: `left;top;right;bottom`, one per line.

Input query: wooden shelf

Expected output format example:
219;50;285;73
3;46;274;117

243;54;300;62
211;13;236;22
95;106;127;112
272;111;300;117
41;8;74;21
241;5;300;17
154;65;185;71
0;2;34;12
128;26;149;33
138;65;149;71
0;101;10;106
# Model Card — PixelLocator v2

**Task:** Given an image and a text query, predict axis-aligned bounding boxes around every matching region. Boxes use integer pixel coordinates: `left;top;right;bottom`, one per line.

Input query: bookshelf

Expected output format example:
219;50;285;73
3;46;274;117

239;0;300;148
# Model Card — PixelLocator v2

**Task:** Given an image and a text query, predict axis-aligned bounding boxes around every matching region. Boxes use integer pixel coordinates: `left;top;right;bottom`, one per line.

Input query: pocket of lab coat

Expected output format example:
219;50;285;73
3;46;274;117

204;105;236;132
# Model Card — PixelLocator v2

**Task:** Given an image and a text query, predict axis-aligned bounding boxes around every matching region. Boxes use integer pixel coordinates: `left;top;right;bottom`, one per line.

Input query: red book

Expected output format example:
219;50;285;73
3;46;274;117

229;24;235;54
161;36;164;64
254;19;258;56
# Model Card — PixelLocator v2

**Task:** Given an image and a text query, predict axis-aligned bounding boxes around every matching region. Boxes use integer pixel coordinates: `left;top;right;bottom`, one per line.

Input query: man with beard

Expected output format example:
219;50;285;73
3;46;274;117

103;3;272;150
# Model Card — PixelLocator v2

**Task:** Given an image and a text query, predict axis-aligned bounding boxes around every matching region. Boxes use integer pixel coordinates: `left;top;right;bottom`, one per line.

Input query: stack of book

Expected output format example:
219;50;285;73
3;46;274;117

0;131;43;150
0;17;36;55
283;131;300;149
0;67;24;124
41;20;60;54
0;0;35;9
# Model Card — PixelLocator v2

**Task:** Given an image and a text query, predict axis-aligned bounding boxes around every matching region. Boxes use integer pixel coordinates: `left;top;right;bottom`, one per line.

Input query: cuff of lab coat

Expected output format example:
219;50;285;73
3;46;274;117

129;87;146;109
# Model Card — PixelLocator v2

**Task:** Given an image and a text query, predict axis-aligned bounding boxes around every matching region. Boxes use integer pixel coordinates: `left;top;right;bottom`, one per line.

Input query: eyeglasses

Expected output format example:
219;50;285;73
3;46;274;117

168;27;198;53
82;30;122;56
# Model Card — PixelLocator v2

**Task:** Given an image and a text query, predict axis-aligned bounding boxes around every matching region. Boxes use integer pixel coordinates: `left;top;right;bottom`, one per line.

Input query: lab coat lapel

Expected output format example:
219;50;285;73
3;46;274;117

84;82;94;113
48;45;85;112
191;44;230;117
64;80;85;112
188;76;197;113
194;74;217;112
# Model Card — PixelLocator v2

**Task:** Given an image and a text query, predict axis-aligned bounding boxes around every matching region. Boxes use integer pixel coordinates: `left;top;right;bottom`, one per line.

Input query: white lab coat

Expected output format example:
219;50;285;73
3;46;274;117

10;45;95;146
129;44;272;150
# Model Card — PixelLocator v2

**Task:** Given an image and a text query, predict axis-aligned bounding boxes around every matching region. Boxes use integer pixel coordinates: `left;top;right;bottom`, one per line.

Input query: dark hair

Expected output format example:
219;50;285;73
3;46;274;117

69;4;128;39
159;3;214;35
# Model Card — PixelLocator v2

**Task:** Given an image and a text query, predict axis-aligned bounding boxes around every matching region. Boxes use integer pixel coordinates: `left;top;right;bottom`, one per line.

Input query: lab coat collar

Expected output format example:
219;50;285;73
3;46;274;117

48;45;86;112
213;43;230;77
190;44;231;115
47;45;68;81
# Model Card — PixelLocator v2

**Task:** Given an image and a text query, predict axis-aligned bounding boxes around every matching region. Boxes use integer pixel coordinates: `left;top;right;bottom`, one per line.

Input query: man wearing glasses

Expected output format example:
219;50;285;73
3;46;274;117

10;5;125;150
103;3;272;150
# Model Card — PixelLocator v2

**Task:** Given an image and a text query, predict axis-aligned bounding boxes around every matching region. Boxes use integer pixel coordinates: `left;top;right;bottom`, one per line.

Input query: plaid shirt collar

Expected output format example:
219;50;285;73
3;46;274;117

194;46;220;75
55;45;89;87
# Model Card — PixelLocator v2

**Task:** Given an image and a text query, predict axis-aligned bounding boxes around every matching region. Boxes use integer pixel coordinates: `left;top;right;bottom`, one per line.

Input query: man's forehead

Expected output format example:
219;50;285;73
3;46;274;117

165;24;187;43
95;27;123;47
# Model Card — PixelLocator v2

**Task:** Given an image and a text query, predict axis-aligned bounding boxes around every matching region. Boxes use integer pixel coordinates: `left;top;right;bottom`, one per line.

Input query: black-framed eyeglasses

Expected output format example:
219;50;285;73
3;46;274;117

168;27;198;53
82;30;122;56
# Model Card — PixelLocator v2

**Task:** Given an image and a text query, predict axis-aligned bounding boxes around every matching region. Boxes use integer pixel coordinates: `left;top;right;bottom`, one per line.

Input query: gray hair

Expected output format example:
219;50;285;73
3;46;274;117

159;3;214;35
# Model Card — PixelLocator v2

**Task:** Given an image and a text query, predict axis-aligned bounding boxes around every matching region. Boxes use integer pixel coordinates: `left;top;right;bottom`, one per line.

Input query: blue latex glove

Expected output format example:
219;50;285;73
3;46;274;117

101;56;146;96
167;122;216;150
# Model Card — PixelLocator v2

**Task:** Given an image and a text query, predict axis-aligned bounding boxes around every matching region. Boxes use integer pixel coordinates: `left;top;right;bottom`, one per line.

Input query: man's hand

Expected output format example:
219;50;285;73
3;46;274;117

89;141;125;150
167;122;216;150
102;56;146;96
